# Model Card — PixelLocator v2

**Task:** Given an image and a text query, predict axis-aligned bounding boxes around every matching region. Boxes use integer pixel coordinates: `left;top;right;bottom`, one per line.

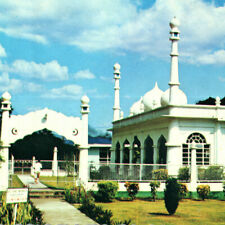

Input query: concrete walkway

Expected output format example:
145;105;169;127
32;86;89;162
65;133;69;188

32;198;98;225
17;175;98;225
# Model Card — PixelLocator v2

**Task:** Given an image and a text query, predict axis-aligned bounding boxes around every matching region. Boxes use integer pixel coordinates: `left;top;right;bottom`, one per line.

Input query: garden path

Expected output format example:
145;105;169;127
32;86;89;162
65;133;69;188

17;175;98;225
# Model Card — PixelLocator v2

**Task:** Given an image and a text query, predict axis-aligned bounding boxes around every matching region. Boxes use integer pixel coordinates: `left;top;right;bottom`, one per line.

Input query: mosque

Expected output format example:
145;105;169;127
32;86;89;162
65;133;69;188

110;17;225;176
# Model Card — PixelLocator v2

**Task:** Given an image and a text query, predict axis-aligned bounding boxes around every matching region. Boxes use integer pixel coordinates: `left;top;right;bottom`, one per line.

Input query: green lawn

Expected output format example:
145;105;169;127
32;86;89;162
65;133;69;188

8;175;24;188
39;176;77;189
96;199;225;225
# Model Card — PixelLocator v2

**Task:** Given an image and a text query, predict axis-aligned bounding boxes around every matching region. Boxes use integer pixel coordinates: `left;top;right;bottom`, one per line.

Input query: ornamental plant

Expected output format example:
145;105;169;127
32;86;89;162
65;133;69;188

223;182;225;196
64;184;86;203
150;181;160;201
124;182;139;200
152;169;168;180
97;181;118;202
197;185;210;200
164;178;180;215
179;183;188;200
178;167;190;181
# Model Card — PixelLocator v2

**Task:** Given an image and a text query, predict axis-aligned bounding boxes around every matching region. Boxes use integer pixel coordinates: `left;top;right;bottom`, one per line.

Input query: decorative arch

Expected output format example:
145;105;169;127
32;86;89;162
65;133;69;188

123;139;130;163
144;136;154;164
115;141;121;163
157;135;167;164
182;132;210;165
132;136;141;163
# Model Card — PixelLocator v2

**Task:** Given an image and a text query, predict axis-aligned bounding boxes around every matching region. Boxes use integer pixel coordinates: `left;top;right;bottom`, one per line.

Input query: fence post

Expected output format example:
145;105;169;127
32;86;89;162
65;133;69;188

52;147;58;177
190;143;197;192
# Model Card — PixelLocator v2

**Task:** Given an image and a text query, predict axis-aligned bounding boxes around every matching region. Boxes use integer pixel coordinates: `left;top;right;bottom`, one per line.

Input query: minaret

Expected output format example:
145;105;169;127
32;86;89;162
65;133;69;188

169;17;180;104
113;63;121;121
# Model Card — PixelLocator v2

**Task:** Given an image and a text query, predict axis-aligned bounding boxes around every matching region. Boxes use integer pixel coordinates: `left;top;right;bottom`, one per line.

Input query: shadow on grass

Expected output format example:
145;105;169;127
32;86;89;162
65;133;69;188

150;212;180;217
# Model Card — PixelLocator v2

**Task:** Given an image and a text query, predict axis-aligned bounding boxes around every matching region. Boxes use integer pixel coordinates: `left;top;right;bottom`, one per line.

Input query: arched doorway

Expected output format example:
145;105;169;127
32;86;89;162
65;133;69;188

157;135;167;164
144;136;154;164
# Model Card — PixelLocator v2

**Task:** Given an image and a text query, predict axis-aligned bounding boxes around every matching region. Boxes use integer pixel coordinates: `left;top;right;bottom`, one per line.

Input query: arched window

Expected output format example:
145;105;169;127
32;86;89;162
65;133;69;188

132;136;141;163
123;139;130;163
182;133;210;165
157;135;167;164
115;142;120;163
144;136;154;164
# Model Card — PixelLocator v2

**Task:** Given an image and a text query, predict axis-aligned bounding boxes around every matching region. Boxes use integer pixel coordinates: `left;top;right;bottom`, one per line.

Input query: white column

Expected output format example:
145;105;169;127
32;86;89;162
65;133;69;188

190;143;197;192
79;96;90;186
11;155;14;174
113;63;121;121
31;156;35;176
0;92;11;191
52;147;58;176
169;17;180;105
166;119;182;176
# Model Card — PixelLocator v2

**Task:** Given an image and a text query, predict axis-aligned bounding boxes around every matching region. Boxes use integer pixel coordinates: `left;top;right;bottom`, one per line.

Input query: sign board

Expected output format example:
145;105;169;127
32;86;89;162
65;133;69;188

6;188;28;204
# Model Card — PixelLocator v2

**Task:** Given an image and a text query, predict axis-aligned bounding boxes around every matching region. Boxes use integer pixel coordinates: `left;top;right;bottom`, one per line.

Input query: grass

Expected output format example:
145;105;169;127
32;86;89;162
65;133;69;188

39;176;77;189
96;199;225;225
8;175;24;188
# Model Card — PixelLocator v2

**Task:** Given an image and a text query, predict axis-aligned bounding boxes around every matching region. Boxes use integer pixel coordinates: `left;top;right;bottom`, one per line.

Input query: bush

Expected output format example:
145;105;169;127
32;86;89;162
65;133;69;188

179;183;188;199
178;167;190;181
198;166;224;180
223;182;225;196
96;181;118;202
152;169;168;180
150;181;160;201
124;182;139;200
164;178;180;215
197;185;210;200
79;191;131;225
64;184;86;203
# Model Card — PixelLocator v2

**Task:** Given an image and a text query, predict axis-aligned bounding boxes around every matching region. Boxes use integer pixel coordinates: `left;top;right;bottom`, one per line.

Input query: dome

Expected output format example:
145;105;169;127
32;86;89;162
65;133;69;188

113;63;121;74
2;91;11;101
81;95;90;104
170;17;180;28
161;88;187;106
130;97;144;116
142;82;163;111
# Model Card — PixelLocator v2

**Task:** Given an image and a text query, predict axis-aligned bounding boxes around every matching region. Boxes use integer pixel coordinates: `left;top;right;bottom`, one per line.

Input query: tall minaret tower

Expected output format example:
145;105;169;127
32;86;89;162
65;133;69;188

169;17;180;104
113;63;121;121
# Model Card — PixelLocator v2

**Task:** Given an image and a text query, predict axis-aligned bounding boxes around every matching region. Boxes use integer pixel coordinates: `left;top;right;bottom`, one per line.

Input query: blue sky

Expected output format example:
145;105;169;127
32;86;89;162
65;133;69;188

0;0;225;134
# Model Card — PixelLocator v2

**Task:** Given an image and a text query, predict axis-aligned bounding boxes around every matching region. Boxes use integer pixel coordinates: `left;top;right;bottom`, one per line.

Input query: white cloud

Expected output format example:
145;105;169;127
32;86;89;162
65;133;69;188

26;82;43;92
11;60;69;81
0;44;6;57
0;0;225;64
0;72;22;93
74;69;95;79
41;84;83;99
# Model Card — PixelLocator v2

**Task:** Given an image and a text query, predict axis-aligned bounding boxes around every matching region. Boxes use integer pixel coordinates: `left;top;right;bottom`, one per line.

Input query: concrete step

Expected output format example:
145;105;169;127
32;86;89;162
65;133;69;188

29;189;64;199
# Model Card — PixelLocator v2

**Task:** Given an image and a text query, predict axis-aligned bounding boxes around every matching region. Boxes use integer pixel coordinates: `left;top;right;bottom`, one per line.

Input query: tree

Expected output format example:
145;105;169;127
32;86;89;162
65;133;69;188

164;178;180;215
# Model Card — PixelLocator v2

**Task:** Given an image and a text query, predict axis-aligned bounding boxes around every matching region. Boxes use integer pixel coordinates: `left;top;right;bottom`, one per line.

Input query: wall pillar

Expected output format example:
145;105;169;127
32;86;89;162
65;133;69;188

190;143;197;192
0;92;11;191
11;154;14;175
52;147;58;176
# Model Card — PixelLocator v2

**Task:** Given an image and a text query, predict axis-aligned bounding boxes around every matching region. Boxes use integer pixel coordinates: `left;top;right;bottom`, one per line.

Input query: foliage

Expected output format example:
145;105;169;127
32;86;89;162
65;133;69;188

223;182;225;196
150;181;160;201
90;165;113;180
152;169;168;180
124;182;139;200
0;194;43;224
96;181;118;202
164;178;180;215
179;183;189;199
198;166;224;180
79;190;131;225
178;167;190;181
197;185;210;200
64;184;86;203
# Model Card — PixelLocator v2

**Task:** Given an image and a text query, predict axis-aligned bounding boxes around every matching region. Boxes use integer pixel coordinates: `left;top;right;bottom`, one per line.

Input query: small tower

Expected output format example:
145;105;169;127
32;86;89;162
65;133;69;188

113;63;121;121
169;17;180;104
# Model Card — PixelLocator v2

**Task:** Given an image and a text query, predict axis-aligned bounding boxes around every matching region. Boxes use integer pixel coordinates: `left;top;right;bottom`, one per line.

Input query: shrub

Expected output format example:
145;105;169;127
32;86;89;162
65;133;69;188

164;178;180;215
64;183;88;204
198;166;224;180
97;181;118;202
178;167;190;181
124;182;139;200
150;181;160;201
223;182;225;196
197;185;210;200
152;169;168;180
179;183;188;199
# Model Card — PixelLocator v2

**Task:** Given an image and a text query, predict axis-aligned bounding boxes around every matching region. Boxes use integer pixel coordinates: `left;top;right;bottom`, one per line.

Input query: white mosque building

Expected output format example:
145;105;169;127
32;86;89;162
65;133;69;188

110;17;225;176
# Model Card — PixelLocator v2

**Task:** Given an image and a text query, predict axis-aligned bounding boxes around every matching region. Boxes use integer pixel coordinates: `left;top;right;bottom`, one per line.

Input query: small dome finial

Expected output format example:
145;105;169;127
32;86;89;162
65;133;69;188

113;63;121;74
170;16;180;29
2;91;11;101
81;95;90;104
